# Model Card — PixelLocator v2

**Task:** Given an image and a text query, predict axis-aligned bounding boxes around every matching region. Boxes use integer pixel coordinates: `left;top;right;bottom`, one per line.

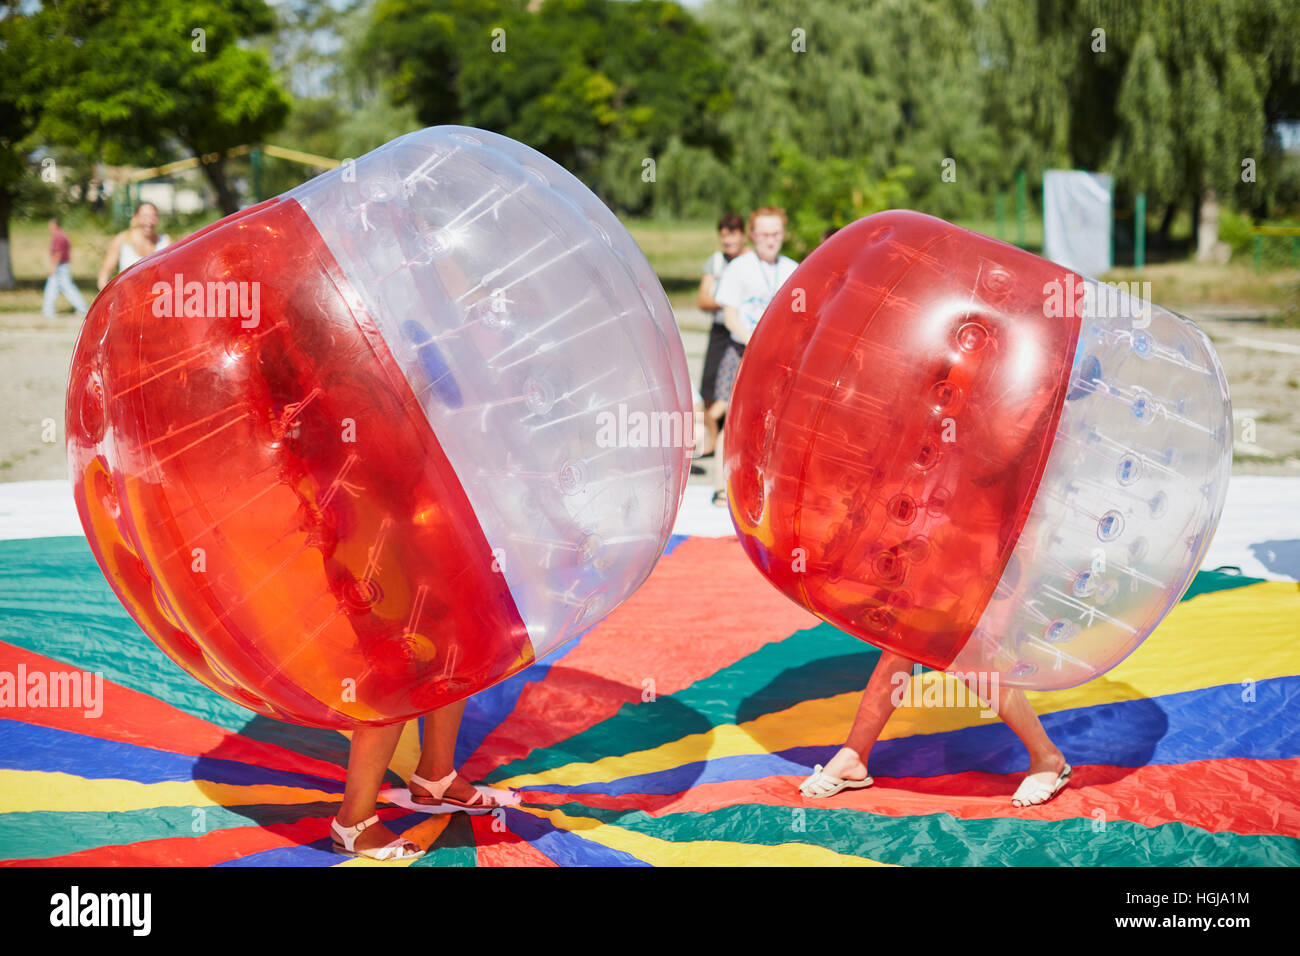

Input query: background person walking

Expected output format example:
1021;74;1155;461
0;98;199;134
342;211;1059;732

42;217;88;318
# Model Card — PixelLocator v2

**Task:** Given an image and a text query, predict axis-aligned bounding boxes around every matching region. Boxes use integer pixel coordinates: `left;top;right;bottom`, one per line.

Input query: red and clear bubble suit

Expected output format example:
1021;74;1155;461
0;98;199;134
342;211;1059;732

725;211;1231;691
67;127;692;728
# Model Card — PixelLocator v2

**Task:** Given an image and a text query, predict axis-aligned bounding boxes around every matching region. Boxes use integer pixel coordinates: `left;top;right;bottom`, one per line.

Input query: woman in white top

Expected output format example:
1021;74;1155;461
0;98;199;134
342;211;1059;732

97;201;172;290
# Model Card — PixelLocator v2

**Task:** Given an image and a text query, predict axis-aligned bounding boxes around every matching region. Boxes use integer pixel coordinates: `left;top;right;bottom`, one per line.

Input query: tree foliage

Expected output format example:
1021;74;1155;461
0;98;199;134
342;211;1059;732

363;0;731;213
31;0;290;214
6;0;1300;262
984;0;1300;236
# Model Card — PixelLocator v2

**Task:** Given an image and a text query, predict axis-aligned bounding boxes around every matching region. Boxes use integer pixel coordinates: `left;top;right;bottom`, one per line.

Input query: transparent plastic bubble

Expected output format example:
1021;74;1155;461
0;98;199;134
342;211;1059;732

65;127;692;728
726;210;1231;691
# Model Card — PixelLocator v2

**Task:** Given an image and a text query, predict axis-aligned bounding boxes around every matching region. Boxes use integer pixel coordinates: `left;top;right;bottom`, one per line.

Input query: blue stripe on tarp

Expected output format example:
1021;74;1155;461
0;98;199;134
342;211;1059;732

519;676;1300;795
0;718;346;792
517;754;812;796
504;806;650;866
663;534;689;557
218;838;342;867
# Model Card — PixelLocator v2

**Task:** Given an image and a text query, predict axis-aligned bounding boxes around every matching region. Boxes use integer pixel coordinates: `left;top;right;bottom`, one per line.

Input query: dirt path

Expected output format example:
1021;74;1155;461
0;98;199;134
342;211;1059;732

1;311;79;482
1193;316;1300;476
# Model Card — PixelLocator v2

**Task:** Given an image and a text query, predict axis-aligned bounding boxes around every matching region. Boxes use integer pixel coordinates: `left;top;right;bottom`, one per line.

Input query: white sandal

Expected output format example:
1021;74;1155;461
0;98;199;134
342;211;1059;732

398;770;505;815
1011;764;1072;807
330;814;424;861
799;764;874;799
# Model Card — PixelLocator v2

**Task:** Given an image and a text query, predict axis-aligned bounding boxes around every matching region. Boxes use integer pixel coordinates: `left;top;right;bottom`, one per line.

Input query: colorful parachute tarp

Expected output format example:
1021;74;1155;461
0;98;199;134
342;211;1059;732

1;522;1298;866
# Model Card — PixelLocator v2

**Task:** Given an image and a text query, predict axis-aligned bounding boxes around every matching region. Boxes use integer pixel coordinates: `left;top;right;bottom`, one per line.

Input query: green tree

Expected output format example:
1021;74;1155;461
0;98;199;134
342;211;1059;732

1106;33;1177;211
33;0;290;215
0;5;43;289
363;0;731;213
704;0;1001;223
982;0;1300;249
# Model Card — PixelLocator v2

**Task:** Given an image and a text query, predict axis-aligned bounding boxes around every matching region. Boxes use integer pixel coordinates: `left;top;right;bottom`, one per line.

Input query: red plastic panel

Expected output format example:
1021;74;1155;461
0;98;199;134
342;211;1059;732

725;211;1080;668
66;198;531;728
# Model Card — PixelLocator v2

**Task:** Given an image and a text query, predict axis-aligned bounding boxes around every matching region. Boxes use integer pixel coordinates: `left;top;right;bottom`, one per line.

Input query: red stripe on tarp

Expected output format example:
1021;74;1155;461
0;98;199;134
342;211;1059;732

521;756;1300;837
0;639;347;783
463;536;819;779
470;813;557;867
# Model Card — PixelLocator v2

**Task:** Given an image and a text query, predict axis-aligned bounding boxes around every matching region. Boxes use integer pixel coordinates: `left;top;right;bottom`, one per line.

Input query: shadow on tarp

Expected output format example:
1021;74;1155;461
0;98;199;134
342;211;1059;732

188;713;397;844
461;662;717;816
1250;539;1300;580
190;665;715;842
738;645;1167;793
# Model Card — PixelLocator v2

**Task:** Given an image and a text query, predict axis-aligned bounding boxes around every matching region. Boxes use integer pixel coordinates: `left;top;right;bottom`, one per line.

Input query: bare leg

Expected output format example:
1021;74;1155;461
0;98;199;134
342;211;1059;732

410;700;490;804
415;699;463;779
695;403;719;457
953;674;1067;803
337;723;409;851
821;660;1067;805
991;686;1067;805
822;650;915;781
712;424;727;501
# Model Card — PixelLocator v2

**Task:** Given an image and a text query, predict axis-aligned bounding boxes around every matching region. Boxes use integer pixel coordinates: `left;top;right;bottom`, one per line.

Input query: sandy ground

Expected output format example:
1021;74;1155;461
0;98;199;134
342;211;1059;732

2;305;1297;484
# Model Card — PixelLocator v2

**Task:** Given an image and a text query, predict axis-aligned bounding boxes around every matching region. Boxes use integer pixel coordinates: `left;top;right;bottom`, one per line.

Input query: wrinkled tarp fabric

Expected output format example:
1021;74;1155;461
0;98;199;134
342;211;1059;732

1;535;1296;866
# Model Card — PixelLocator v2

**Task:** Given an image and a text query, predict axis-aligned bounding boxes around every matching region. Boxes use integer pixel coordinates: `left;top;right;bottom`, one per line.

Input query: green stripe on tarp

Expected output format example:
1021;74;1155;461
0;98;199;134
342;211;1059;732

532;801;1300;867
1182;568;1267;600
0;536;350;765
0;801;341;862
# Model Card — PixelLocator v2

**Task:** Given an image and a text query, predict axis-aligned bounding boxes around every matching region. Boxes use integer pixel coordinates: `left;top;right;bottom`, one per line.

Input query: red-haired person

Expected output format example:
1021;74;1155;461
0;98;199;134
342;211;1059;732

710;207;798;506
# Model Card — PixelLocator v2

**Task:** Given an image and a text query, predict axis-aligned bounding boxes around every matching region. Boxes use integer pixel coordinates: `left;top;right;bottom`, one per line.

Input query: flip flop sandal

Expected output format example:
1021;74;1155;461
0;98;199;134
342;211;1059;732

330;814;424;862
1011;764;1073;807
798;764;874;799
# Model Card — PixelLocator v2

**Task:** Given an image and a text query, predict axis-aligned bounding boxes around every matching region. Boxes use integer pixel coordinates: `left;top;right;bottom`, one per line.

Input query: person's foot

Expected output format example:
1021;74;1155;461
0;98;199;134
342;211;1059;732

822;746;870;783
410;772;501;809
799;745;874;798
1011;750;1069;807
348;818;407;853
332;813;420;858
711;489;727;507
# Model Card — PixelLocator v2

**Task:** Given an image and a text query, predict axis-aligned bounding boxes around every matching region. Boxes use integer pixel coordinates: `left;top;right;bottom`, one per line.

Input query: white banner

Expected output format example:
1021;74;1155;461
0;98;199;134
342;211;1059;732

1043;169;1113;276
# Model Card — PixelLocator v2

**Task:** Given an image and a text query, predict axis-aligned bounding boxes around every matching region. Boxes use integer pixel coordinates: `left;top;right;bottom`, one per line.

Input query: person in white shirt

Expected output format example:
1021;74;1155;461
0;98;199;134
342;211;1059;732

710;206;798;505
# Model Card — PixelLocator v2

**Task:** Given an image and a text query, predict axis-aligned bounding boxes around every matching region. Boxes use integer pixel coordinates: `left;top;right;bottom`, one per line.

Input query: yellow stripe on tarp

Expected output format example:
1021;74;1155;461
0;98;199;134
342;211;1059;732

498;581;1300;789
497;725;782;788
520;805;889;867
0;769;342;813
388;721;426;781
